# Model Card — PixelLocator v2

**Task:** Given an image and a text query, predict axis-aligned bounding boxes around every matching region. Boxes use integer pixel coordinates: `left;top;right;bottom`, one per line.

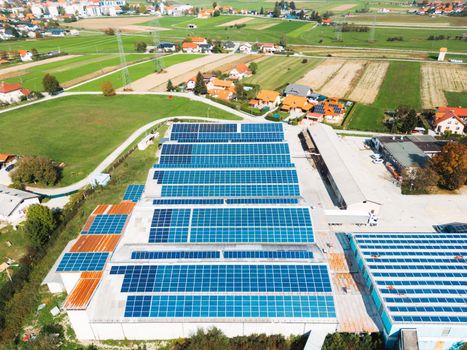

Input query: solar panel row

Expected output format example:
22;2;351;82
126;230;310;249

161;143;290;156
57;252;109;272
151;198;299;205
83;214;128;235
130;250;313;260
161;185;301;198
123;185;145;202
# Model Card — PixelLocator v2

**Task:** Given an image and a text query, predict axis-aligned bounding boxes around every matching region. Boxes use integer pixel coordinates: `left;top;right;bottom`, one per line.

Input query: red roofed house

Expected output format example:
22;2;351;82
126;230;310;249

0;82;30;104
19;50;33;62
229;63;252;80
434;107;466;135
207;79;236;100
182;42;199;53
191;37;207;45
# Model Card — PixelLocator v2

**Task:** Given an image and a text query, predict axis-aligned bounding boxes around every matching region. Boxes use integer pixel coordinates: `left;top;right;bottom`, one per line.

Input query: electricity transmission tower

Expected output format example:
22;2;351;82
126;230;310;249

369;13;376;43
335;18;343;42
151;17;165;73
116;31;132;90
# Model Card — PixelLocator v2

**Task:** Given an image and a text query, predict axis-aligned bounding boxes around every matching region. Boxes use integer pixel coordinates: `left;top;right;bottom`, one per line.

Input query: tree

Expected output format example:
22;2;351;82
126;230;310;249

431;142;467;190
31;48;39;60
290;1;296;10
186;327;229;350
249;62;258;74
11;156;61;185
135;41;147;53
22;204;56;249
213;10;220;16
279;34;287;48
212;1;217;8
194;72;207;95
260;6;264;14
273;2;281;17
139;4;147;13
101;81;115;96
167;79;174;92
42;74;61;94
103;27;115;35
402;167;439;194
235;82;246;101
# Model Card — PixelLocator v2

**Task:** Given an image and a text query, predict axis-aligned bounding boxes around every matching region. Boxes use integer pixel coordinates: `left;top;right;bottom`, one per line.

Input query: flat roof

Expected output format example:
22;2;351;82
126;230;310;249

383;141;428;168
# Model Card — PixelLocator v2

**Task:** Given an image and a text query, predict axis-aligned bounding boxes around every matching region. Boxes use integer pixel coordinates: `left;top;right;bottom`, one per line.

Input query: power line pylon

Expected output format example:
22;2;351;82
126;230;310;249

116;30;132;91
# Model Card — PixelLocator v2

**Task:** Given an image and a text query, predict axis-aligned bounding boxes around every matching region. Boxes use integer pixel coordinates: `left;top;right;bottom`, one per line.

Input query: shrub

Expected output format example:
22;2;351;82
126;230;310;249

103;27;115;35
101;81;116;96
22;204;56;249
11;156;61;186
135;41;147;53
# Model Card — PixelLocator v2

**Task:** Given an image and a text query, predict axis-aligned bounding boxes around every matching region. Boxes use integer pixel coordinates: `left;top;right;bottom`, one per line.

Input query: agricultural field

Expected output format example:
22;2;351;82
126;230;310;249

243;56;321;90
346;61;421;131
1;53;149;91
445;92;467;107
420;63;467;108
0;94;240;185
296;59;345;90
70;53;204;91
318;60;365;98
348;14;467;27
348;62;389;104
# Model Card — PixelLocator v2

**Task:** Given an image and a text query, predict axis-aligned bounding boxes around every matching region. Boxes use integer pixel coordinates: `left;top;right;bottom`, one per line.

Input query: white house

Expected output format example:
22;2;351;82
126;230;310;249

0;82;30;104
434;108;466;135
48;4;60;18
229;63;252;80
19;50;33;62
238;42;252;54
0;185;40;225
31;5;43;17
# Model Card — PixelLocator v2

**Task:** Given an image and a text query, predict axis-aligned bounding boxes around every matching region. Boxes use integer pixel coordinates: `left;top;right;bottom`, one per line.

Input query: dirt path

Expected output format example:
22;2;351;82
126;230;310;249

420;63;467;108
218;17;255;27
296;59;346;90
0;55;79;76
348;62;389;104
320;61;366;98
126;54;242;92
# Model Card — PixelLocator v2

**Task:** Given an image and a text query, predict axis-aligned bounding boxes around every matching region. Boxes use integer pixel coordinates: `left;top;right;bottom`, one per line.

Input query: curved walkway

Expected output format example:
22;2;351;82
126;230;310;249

21;92;263;196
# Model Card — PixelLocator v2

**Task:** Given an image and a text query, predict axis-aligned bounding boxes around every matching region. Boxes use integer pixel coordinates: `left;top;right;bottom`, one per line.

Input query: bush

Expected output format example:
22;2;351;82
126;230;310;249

22;204;56;249
135;41;147;52
11;156;61;186
104;27;115;35
42;74;61;94
101;81;116;96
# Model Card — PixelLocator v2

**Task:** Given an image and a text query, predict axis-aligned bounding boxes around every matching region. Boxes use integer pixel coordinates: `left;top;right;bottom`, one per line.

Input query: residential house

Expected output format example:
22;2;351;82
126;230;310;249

181;42;199;53
0;185;40;224
238;42;252;54
222;41;236;51
19;49;33;62
434;107;466;135
198;8;214;18
281;95;313;114
191;37;207;45
0;82;30;104
158;42;177;52
249;90;281;109
229;63;252;80
198;43;212;53
207;78;236;100
308;98;346;123
0;154;14;169
321;19;334;26
260;43;280;54
283;83;312;97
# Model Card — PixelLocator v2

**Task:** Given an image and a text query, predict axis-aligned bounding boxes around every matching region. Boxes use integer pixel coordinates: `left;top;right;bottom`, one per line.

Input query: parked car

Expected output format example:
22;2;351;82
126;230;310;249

372;158;384;164
5;164;15;172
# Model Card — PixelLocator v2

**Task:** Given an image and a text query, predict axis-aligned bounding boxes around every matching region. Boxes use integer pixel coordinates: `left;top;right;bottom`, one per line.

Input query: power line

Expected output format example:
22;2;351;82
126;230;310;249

116;30;132;91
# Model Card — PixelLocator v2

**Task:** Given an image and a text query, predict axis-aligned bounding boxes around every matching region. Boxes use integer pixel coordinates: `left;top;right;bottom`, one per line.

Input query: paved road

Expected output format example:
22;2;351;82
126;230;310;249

17;91;257;196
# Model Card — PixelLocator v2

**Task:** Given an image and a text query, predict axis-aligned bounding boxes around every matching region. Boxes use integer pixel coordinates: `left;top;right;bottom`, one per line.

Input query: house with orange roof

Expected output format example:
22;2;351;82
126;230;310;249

198;8;214;18
281;95;313;114
19;49;33;62
0;82;31;104
207;78;236;100
191;37;207;45
182;42;199;53
229;63;252;80
249;89;281;109
307;98;346;123
434;107;466;135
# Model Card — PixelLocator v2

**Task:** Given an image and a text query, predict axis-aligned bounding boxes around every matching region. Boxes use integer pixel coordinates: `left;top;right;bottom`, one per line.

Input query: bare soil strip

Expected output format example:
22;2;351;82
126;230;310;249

0;55;79;75
218;17;255;27
331;4;357;11
67;17;152;32
295;59;345;90
319;61;366;98
420;63;467;108
253;22;279;30
348;62;389;104
0;70;27;80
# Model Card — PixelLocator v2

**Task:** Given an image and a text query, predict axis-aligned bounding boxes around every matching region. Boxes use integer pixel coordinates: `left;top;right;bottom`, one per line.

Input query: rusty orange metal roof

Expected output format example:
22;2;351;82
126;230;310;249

81;271;103;279
70;234;121;252
63;272;103;310
107;201;135;215
93;204;110;215
81;215;96;232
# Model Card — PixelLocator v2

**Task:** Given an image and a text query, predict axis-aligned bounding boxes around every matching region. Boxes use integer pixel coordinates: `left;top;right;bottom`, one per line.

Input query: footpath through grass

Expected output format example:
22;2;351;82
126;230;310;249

0;94;240;185
347;61;421;131
70;53;204;91
5;53;148;91
244;56;322;90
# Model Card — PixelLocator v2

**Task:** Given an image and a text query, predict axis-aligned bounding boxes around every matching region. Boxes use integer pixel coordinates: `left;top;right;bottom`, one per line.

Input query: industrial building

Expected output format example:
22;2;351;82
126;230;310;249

349;231;467;350
46;123;338;345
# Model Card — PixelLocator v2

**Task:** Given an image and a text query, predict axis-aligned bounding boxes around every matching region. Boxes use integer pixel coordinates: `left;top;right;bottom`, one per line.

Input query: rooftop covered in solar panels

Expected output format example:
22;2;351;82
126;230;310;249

349;232;467;331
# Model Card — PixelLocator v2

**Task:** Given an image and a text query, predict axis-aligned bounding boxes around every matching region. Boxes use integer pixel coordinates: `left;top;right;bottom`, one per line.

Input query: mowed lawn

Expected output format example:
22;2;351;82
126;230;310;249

4;53;149;91
347;61;421;131
70;53;204;91
445;91;467;107
244;56;322;90
0;94;240;185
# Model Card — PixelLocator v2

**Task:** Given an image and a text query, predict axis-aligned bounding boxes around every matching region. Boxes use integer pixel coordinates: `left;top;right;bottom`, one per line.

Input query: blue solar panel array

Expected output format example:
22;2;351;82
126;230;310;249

111;264;332;293
125;295;336;318
123;185;145;202
148;207;313;243
57;252;109;272
224;251;313;259
152;198;299;205
161;184;300;198
161;143;290;156
83;214;128;235
131;251;220;260
350;232;467;327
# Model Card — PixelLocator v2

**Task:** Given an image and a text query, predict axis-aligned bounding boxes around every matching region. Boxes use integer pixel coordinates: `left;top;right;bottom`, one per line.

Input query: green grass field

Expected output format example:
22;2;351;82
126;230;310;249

70;53;204;91
0;94;240;185
244;56;322;90
4;54;149;91
347;61;421;131
445;91;467;107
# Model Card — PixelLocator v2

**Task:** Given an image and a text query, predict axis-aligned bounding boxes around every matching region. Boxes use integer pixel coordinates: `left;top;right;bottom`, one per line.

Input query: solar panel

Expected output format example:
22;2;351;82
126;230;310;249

153;163;295;169
241;123;283;133
170;132;284;143
160;184;300;198
226;198;299;204
123;184;144;202
153;199;224;205
171;123;284;134
124;295;336;319
110;264;332;293
57;252;109;272
131;251;220;260
161;143;290;156
153;170;298;184
435;223;467;233
158;155;292;166
85;214;127;234
224;251;313;259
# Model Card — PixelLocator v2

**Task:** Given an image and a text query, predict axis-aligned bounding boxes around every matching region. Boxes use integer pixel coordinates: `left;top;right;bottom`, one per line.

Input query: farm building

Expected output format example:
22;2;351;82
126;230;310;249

0;185;40;224
0;82;30;104
349;231;467;350
283;84;312;98
45;123;338;347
